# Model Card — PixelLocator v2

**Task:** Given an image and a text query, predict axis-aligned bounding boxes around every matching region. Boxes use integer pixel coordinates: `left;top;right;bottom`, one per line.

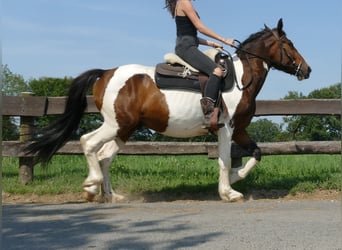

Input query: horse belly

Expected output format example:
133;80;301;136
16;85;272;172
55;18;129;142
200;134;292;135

160;91;208;138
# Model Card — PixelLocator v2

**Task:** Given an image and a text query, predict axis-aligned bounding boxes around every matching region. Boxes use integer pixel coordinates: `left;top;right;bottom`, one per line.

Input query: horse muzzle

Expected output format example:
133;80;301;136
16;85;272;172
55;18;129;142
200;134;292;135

296;64;311;81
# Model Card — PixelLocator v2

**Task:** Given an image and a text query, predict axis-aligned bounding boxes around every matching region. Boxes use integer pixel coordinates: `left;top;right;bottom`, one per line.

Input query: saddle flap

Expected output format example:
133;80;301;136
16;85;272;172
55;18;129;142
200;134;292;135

155;63;199;80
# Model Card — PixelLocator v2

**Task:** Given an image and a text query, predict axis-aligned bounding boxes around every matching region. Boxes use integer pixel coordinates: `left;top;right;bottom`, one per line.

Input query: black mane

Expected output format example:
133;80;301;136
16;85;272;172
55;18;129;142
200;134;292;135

237;26;286;51
237;29;270;50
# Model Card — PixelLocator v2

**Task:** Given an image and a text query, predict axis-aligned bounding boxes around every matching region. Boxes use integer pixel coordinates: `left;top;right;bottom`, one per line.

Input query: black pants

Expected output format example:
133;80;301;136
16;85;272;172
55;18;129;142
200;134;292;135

175;35;217;75
175;35;221;100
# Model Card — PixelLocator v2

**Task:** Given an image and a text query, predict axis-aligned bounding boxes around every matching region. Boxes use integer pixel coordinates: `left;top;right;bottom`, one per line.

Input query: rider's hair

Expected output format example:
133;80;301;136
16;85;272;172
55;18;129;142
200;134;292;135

164;0;177;18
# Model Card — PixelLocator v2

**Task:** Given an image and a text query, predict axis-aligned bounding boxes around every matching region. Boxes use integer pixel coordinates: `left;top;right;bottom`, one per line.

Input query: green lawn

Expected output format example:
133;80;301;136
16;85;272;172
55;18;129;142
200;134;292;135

2;154;341;197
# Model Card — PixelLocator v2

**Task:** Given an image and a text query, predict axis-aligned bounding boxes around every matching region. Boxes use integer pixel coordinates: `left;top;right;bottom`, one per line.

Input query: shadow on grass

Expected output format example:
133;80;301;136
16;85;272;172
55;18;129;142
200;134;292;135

140;183;221;202
137;181;296;202
136;169;338;202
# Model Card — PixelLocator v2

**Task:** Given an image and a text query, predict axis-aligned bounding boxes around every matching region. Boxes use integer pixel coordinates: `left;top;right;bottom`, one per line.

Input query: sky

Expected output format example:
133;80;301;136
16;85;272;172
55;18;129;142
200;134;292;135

2;0;341;101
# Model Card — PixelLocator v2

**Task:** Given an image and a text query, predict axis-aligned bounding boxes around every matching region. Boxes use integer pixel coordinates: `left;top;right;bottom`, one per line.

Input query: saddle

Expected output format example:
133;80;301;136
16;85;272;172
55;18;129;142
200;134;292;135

155;49;236;94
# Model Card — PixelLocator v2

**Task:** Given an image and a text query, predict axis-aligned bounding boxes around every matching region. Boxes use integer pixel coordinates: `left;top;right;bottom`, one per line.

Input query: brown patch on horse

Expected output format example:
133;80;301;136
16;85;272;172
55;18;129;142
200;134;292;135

93;68;116;110
231;60;262;146
114;74;169;141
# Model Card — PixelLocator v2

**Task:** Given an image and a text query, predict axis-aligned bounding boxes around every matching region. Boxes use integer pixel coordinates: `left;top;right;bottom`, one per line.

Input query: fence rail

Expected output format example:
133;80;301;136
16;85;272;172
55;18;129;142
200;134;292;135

2;141;341;158
2;94;341;184
2;95;341;116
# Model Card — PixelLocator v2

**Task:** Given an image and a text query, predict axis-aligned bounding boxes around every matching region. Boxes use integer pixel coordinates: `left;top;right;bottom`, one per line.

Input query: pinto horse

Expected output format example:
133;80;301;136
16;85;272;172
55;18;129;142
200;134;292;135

27;19;311;202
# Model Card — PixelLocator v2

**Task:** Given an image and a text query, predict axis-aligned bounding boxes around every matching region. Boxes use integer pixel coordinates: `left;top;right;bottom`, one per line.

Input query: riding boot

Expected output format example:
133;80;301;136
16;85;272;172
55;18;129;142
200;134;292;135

200;97;224;131
200;74;224;131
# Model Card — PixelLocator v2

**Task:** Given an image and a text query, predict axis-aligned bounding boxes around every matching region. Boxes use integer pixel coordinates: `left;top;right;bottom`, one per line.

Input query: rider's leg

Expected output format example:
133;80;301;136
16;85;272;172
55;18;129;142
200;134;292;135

200;67;224;130
175;38;224;130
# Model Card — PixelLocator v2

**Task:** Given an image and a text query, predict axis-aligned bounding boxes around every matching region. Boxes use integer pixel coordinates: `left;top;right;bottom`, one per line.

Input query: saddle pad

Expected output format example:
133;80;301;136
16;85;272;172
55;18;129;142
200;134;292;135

164;48;220;72
163;54;199;72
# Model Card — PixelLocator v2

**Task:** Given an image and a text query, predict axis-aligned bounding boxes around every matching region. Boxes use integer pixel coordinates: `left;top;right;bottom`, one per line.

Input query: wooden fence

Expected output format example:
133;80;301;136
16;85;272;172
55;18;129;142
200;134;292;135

2;93;341;184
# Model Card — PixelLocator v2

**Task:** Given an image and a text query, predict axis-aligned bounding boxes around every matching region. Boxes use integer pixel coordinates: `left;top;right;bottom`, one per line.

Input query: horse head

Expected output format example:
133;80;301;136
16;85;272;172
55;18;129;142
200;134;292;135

263;18;311;80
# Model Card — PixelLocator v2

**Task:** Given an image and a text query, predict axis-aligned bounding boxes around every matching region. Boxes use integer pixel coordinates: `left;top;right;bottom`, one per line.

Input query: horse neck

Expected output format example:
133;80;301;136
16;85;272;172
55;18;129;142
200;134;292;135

237;51;269;99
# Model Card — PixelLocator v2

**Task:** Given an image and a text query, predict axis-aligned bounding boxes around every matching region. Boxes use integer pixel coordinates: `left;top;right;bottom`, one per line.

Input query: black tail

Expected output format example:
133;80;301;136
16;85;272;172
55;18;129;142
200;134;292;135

26;69;107;165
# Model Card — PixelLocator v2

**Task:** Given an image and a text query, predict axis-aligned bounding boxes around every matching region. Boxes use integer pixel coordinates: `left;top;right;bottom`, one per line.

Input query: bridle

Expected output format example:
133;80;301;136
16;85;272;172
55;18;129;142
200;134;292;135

265;28;303;77
230;28;304;89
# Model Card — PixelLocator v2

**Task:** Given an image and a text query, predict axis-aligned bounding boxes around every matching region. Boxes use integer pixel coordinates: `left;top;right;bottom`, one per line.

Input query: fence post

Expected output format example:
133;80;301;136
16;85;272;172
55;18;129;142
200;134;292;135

19;92;35;184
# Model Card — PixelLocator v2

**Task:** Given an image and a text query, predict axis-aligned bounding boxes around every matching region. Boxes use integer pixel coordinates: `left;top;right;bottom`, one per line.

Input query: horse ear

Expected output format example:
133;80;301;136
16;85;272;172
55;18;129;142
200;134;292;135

277;18;284;33
264;24;271;31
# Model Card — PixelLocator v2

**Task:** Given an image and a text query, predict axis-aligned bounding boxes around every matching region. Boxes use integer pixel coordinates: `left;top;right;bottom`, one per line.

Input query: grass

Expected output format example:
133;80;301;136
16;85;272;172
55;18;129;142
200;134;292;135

239;155;341;195
2;154;341;197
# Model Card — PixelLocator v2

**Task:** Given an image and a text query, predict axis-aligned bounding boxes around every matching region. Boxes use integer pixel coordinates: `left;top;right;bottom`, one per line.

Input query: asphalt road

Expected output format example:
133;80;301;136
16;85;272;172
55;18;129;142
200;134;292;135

2;200;341;250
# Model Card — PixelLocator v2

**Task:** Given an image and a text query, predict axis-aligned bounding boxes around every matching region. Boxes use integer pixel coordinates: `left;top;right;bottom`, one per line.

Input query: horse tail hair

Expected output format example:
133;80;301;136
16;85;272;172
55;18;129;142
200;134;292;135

26;69;107;165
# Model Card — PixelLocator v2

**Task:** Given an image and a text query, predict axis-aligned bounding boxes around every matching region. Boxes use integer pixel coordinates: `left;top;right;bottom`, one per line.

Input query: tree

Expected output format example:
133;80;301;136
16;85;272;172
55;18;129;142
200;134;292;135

28;77;72;133
283;83;341;141
246;118;282;142
2;64;29;96
2;65;30;140
29;76;103;139
29;77;71;96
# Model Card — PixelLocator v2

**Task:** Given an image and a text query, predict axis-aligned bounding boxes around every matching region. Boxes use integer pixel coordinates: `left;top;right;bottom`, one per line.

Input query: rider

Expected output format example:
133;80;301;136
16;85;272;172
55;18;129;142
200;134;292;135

165;0;235;131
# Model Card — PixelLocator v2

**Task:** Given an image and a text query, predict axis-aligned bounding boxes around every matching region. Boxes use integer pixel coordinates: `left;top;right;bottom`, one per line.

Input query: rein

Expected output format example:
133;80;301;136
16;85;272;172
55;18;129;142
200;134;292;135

224;42;254;91
232;40;270;65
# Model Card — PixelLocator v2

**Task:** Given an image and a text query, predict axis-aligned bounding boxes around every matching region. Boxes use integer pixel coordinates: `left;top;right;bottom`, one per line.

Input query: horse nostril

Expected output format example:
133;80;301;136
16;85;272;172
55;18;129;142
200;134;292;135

304;66;311;79
304;66;312;79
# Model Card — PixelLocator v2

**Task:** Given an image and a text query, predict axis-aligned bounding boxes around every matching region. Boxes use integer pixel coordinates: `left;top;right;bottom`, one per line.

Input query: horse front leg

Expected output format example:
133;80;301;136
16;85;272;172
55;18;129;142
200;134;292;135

217;128;244;202
230;129;261;184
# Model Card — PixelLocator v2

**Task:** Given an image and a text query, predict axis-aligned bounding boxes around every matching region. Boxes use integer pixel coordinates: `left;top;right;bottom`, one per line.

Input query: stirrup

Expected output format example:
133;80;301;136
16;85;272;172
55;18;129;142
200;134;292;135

201;107;224;131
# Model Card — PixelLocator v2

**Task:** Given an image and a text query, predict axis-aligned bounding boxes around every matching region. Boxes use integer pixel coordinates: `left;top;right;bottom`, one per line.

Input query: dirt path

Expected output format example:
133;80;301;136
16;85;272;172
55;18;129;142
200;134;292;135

2;189;340;204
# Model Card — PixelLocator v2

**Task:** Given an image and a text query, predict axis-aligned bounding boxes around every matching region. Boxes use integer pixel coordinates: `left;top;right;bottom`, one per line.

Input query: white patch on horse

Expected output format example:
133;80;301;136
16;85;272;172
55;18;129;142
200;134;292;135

159;90;207;137
222;54;244;118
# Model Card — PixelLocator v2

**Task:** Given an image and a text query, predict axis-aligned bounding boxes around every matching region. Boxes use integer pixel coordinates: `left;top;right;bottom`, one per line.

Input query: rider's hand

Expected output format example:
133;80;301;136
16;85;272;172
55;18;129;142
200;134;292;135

222;38;235;47
212;42;223;49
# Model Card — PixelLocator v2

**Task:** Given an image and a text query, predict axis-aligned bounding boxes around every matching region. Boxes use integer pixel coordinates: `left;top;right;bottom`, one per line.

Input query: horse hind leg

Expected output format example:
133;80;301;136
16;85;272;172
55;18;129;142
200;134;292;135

81;122;117;202
97;139;126;203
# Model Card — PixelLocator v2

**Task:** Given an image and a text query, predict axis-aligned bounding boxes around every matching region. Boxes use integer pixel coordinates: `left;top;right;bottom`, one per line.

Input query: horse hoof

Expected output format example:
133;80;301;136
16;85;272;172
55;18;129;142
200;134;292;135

98;193;127;203
83;183;98;193
83;191;96;202
83;185;98;202
219;189;244;202
113;193;126;203
229;195;245;203
229;193;244;202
